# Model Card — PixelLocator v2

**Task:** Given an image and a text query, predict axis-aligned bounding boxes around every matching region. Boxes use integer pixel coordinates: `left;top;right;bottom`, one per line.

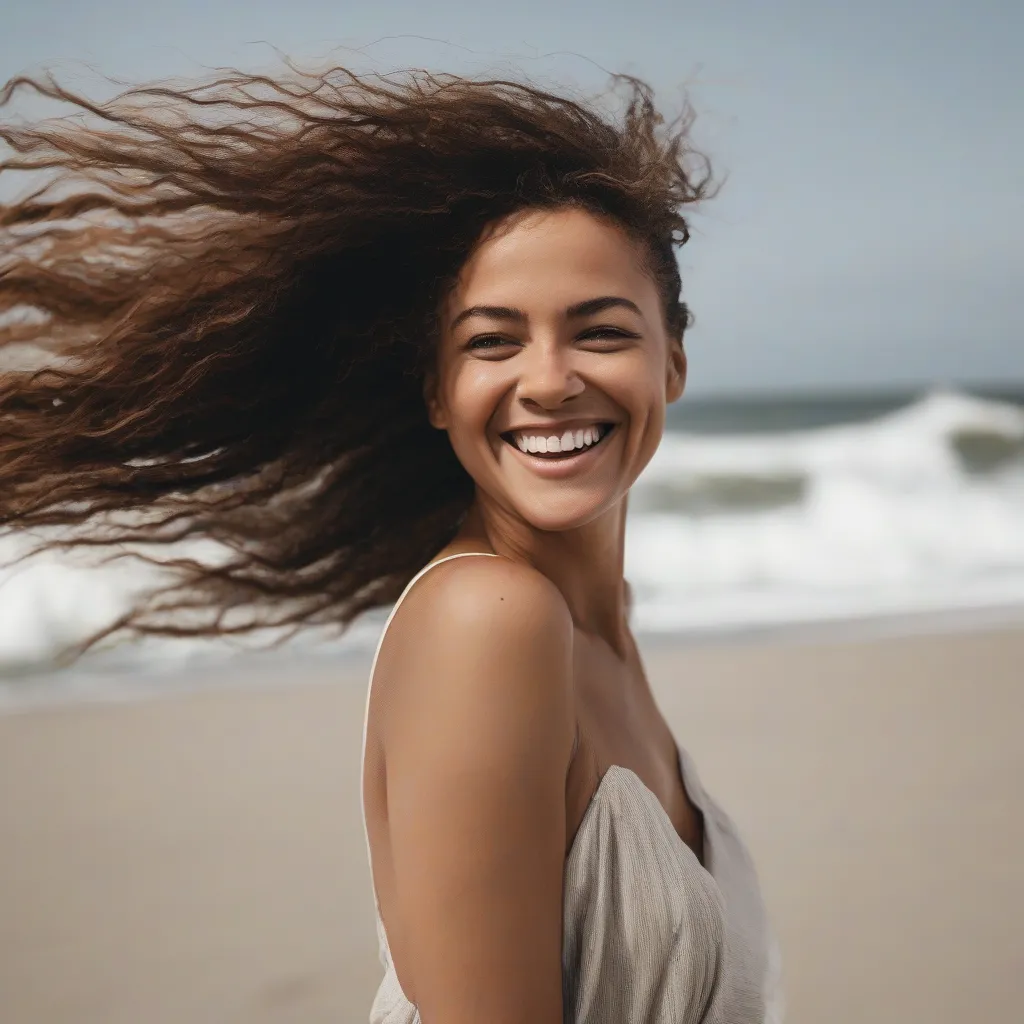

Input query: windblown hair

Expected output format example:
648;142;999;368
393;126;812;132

0;61;712;659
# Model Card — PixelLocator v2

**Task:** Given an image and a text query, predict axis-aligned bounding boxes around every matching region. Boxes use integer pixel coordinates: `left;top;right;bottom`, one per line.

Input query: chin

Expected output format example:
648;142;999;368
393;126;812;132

512;492;621;534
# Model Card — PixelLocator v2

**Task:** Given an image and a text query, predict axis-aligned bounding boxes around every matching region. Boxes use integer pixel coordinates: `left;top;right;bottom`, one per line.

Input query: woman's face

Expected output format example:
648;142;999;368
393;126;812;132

428;206;686;533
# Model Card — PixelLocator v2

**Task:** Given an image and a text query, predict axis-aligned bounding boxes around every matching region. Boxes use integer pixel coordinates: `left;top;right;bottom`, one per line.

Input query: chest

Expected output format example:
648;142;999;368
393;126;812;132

566;634;706;865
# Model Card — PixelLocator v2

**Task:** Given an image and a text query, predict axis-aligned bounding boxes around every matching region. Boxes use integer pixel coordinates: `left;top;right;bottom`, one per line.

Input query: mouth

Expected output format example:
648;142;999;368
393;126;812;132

499;422;617;462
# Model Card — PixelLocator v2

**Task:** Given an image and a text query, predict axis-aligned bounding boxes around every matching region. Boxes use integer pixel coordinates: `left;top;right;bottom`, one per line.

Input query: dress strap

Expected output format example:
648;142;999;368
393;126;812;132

359;552;501;912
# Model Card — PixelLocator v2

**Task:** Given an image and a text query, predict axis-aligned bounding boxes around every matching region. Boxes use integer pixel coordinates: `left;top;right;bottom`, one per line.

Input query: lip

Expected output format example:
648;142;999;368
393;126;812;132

500;418;617;437
499;422;619;479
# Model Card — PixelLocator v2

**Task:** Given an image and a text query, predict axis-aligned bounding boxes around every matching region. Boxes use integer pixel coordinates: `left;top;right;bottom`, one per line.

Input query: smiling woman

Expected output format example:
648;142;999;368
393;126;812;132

0;62;781;1022
427;208;686;529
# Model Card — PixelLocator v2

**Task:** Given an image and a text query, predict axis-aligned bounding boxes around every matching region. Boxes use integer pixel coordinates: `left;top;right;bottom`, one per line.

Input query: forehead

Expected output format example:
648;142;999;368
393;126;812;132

446;207;657;314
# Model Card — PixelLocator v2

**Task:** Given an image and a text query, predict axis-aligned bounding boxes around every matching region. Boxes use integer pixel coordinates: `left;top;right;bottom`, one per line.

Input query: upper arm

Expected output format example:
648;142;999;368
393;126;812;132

380;558;575;1024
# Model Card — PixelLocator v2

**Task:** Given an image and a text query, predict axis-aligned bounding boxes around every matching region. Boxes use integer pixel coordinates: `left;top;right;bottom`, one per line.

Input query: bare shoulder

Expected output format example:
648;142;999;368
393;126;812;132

378;554;575;758
376;555;574;1019
376;552;576;766
407;552;569;619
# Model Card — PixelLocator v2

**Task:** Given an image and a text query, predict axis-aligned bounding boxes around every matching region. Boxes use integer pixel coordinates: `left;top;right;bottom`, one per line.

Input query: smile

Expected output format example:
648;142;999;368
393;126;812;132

500;422;617;461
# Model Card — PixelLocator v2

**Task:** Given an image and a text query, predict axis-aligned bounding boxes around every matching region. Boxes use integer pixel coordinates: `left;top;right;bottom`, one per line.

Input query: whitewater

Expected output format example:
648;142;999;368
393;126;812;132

2;389;1023;694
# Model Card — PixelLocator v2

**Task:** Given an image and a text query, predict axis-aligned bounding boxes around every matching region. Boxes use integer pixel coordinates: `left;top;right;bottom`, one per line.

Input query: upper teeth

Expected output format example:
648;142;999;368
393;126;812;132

513;425;606;454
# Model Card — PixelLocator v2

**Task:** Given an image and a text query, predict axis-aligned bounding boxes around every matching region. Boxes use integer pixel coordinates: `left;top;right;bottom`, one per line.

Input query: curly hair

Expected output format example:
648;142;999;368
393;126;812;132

0;61;712;660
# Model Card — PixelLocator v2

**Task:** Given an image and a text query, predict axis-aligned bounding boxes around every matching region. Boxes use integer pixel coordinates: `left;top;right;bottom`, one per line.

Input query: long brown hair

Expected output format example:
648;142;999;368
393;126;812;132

0;62;712;660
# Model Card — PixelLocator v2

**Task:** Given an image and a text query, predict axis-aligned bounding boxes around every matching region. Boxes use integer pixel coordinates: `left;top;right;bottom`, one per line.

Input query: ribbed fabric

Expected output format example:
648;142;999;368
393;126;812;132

360;553;785;1023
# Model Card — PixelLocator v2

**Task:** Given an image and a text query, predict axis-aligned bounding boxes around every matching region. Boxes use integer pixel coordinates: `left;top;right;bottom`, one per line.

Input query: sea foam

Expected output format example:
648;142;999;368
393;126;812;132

2;390;1022;683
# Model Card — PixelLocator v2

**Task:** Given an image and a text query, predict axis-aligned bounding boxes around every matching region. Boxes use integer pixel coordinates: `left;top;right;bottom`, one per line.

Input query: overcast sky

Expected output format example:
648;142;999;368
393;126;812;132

3;0;1021;395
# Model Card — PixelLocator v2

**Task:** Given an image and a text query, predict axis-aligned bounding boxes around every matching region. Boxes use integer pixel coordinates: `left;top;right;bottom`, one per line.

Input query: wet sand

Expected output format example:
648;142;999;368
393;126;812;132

1;625;1022;1023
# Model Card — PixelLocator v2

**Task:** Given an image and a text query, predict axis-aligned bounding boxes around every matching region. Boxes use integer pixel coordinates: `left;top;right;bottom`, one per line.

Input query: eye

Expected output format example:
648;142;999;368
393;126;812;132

467;334;517;352
579;327;639;344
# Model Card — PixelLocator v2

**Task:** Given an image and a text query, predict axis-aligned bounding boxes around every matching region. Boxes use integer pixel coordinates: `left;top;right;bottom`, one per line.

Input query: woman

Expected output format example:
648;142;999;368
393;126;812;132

0;64;783;1021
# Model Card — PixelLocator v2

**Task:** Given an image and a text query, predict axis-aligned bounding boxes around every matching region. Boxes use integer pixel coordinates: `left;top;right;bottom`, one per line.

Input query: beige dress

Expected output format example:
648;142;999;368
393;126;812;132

359;553;785;1023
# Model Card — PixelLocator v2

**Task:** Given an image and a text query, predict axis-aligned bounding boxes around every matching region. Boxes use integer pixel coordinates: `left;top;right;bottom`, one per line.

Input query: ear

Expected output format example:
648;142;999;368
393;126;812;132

422;369;448;430
666;336;687;404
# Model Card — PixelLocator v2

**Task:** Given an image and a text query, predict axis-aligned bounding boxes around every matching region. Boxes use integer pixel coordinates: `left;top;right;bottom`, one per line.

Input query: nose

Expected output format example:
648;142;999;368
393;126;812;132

515;341;585;408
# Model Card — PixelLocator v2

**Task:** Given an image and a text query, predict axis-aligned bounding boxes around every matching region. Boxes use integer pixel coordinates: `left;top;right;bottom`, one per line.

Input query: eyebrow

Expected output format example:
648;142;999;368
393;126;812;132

450;295;644;331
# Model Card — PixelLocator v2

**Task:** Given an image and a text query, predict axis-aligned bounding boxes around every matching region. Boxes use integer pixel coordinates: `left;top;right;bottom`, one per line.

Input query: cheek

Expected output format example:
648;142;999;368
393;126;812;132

451;363;510;423
442;377;506;462
606;359;667;418
624;371;669;451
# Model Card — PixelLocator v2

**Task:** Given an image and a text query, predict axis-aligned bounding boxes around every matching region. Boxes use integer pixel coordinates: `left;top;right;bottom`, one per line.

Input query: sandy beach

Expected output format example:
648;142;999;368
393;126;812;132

1;625;1022;1024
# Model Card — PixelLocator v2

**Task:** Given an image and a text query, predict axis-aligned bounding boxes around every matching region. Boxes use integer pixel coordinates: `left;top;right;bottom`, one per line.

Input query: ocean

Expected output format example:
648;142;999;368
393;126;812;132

2;386;1023;698
630;386;1024;637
